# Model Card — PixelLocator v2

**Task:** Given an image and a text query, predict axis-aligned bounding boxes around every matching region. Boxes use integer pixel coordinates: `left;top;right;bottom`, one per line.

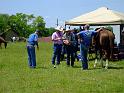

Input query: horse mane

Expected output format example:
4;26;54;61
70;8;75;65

95;28;100;31
95;27;112;32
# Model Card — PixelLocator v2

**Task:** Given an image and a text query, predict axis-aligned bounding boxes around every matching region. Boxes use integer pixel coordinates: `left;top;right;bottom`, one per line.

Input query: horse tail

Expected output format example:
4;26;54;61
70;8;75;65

100;34;109;50
108;31;115;59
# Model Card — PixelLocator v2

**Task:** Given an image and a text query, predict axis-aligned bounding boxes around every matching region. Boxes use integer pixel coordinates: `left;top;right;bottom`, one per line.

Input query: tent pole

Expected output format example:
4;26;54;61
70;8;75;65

120;24;124;45
65;24;66;30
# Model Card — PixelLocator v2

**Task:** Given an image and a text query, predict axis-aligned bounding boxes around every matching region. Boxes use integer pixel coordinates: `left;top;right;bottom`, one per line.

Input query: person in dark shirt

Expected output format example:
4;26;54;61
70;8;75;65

63;28;76;67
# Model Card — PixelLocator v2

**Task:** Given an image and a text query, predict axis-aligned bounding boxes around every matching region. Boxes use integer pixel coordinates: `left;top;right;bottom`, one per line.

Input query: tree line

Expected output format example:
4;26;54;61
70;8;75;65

0;13;56;38
0;13;114;39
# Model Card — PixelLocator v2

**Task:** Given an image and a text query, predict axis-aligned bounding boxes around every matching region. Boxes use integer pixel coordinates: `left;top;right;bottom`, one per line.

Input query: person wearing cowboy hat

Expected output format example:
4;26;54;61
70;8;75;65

51;26;63;68
63;28;76;67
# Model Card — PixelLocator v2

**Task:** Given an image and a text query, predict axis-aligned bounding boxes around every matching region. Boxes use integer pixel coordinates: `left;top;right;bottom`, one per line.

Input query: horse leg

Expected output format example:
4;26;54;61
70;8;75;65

99;49;104;68
4;42;7;48
100;57;104;68
94;59;98;68
105;59;108;69
105;50;109;69
94;50;98;68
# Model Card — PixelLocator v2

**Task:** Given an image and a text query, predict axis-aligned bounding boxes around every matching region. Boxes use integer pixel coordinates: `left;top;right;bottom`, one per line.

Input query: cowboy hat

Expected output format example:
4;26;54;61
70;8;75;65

55;26;63;31
64;28;71;32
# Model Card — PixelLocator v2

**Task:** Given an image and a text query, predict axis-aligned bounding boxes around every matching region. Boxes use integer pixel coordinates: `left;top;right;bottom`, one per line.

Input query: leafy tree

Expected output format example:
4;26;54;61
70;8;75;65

0;14;10;34
45;27;56;36
105;25;113;32
32;16;45;36
8;13;36;37
0;13;48;38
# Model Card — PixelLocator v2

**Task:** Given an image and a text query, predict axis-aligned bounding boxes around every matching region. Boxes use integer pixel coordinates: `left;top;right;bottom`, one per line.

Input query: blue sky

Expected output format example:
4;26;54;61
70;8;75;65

0;0;124;43
0;0;124;27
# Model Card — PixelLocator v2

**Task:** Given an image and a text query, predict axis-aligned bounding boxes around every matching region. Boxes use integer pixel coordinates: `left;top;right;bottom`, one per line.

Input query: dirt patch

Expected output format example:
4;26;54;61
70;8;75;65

38;36;52;42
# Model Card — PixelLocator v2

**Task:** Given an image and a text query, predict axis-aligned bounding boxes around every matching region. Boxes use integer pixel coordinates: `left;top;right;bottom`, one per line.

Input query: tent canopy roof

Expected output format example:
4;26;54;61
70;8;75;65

65;7;124;25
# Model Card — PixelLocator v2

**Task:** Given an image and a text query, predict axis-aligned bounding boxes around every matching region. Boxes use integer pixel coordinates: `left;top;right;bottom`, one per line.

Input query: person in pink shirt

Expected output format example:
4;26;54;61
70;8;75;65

51;26;63;68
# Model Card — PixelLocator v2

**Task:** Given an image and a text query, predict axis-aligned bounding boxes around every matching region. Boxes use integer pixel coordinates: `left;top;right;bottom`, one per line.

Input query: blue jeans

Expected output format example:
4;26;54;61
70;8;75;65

80;43;88;69
52;44;62;65
27;45;36;68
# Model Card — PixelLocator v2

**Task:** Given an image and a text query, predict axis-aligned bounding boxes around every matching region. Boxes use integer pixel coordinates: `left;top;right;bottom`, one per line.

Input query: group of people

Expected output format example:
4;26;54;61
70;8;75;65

52;26;77;68
26;24;102;70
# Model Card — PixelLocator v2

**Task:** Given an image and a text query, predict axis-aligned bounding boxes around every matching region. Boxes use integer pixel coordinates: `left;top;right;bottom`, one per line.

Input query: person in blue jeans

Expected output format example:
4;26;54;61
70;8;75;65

27;30;40;68
77;24;102;70
51;26;63;68
63;28;76;67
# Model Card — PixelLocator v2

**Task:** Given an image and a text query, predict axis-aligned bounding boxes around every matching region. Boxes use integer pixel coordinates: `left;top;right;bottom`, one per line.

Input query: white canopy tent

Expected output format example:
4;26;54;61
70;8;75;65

65;7;124;25
65;7;124;44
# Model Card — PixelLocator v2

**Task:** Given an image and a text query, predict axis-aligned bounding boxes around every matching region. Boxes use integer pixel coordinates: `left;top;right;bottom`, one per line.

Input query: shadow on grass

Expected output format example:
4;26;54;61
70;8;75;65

108;66;124;69
36;66;48;69
73;65;81;68
89;67;101;70
90;66;124;70
88;66;124;70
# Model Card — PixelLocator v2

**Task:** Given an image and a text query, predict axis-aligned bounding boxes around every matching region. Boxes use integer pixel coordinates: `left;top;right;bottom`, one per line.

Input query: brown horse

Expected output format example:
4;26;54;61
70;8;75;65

0;36;7;49
93;28;115;69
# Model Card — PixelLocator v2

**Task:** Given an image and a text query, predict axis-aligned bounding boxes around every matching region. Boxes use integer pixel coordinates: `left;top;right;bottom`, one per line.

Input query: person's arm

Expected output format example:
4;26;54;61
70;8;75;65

69;33;76;46
63;33;70;45
77;31;83;43
35;41;39;49
34;34;39;50
52;33;62;41
52;38;62;41
77;32;80;39
96;27;103;32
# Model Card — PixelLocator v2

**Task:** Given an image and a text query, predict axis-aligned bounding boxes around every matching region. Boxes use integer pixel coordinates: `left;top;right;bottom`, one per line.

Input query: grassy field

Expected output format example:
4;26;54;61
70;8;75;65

0;42;124;93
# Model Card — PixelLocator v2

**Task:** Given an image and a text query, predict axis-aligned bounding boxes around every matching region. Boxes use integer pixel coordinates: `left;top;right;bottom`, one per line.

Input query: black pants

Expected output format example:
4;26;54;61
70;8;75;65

65;45;75;66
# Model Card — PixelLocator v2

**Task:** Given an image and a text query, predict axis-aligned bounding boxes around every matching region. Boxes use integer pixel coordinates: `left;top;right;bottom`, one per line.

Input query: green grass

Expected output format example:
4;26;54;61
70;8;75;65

0;42;124;93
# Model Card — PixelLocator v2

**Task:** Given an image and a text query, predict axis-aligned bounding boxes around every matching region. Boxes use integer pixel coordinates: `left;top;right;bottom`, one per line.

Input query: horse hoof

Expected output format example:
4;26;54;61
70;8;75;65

105;67;108;69
94;65;96;68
